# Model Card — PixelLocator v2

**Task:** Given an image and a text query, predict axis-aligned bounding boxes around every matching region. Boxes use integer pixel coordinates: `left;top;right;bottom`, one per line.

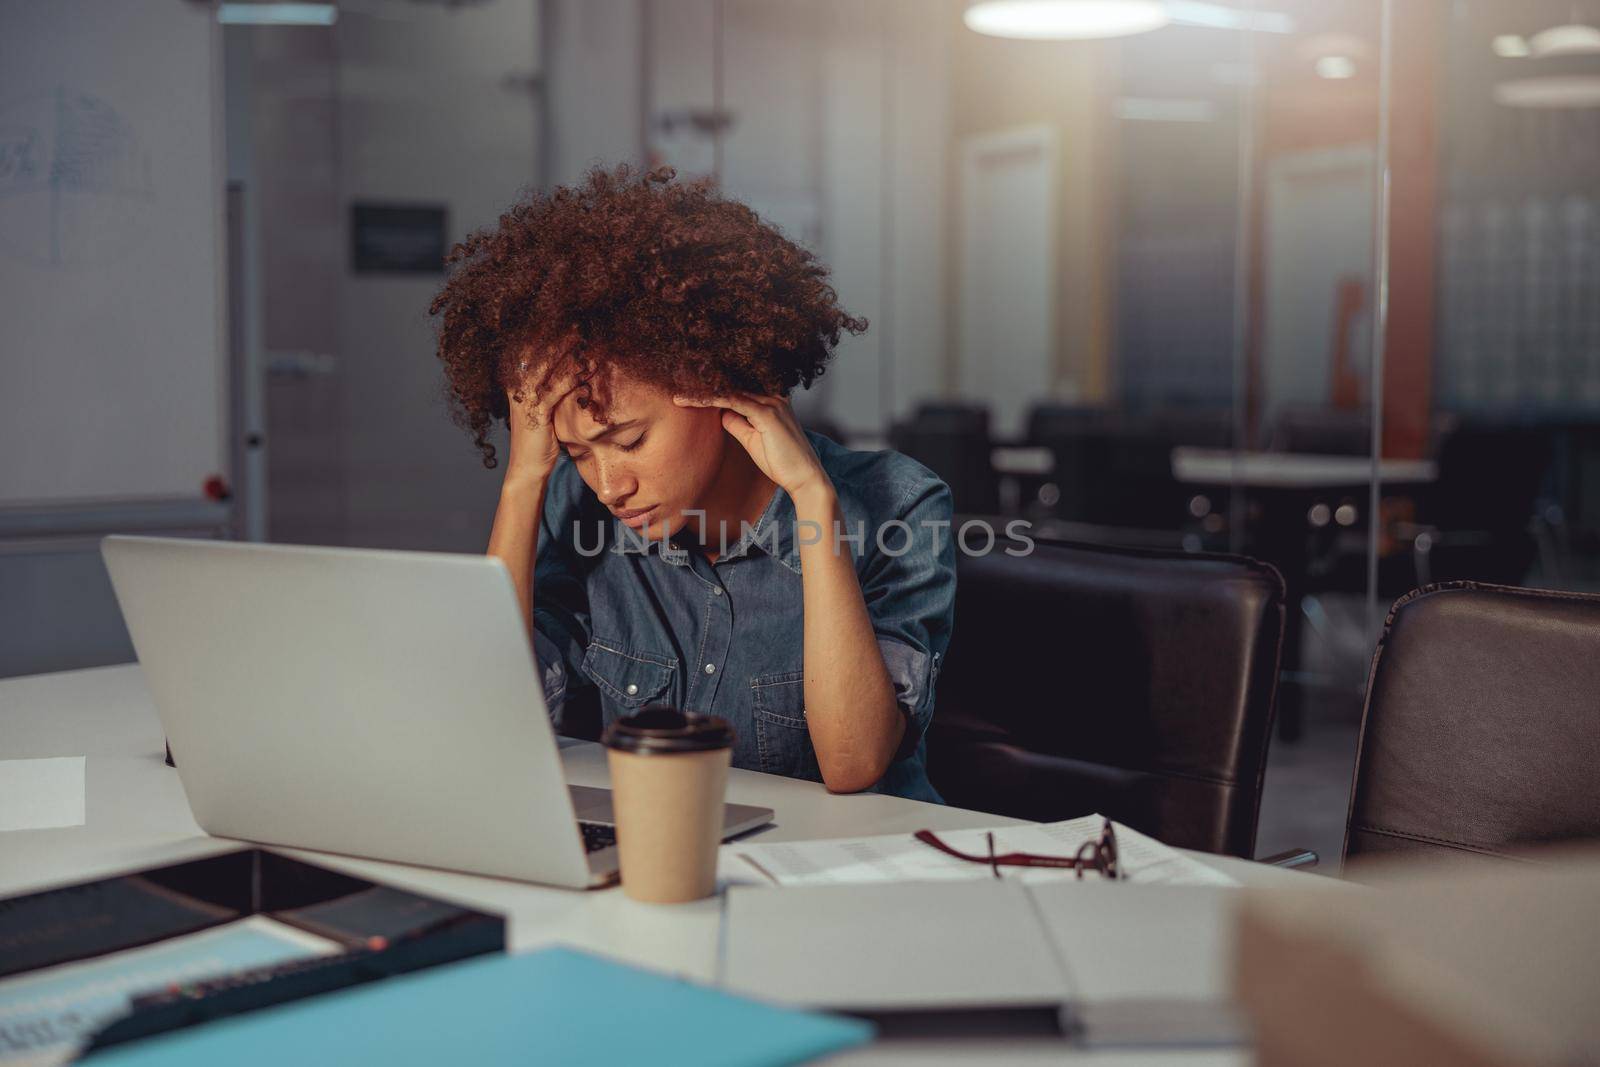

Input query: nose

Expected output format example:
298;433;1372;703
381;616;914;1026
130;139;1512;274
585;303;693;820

592;454;638;509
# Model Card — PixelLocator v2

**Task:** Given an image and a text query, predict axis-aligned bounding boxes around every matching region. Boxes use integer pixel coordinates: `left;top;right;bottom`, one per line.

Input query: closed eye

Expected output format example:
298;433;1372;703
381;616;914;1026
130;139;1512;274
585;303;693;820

563;430;643;461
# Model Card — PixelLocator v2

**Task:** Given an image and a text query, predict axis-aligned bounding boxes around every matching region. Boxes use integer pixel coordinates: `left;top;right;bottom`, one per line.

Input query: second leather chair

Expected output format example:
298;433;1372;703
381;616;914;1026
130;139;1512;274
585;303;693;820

1345;581;1600;867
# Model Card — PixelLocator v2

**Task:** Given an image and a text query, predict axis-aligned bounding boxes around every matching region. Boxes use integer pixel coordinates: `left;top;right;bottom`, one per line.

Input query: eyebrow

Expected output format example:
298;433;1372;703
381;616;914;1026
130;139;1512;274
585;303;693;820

558;419;642;447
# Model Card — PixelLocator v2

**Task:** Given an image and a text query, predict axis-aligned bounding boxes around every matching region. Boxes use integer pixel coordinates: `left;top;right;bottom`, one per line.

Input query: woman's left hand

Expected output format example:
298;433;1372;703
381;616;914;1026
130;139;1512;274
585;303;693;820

673;393;830;500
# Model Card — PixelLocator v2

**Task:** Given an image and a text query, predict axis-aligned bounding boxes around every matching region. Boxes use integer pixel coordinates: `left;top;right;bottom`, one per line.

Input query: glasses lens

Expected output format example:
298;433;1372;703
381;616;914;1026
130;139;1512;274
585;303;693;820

1100;822;1119;879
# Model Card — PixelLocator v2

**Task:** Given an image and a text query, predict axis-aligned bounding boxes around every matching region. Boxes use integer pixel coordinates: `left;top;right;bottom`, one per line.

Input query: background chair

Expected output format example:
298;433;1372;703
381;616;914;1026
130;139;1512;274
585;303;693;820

1265;404;1372;456
926;537;1285;858
1023;404;1232;549
1406;420;1553;587
889;403;1001;517
1345;582;1600;866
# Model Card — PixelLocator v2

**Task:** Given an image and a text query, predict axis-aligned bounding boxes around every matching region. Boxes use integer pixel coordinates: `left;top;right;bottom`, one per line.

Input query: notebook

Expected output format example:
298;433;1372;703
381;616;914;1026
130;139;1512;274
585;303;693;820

721;879;1249;1048
82;947;873;1066
720;880;1071;1013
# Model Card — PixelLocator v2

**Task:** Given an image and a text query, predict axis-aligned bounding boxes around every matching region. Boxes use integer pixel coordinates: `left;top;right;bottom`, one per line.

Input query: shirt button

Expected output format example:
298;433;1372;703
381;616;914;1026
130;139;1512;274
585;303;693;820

625;683;639;696
712;587;723;597
704;663;716;675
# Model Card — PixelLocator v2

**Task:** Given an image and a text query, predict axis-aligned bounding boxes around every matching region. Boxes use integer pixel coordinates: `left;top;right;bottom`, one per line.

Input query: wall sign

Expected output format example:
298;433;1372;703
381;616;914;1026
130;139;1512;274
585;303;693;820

350;202;448;274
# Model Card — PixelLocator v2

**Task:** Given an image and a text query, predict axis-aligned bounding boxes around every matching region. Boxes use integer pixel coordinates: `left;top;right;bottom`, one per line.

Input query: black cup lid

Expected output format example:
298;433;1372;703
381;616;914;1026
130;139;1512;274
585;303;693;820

601;705;734;754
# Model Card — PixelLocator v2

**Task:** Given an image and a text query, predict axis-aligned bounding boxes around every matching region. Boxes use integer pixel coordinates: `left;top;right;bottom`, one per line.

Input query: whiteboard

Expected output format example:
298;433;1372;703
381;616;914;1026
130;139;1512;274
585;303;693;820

0;0;227;507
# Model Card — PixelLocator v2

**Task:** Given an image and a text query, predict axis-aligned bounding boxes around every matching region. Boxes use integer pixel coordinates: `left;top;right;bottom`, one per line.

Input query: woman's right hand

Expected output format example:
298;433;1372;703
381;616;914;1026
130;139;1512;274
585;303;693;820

502;366;581;490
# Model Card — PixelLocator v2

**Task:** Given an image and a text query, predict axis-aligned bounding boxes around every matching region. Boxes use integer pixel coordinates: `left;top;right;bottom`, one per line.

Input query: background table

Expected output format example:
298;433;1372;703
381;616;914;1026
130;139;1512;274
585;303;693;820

1172;448;1439;742
2;664;1308;1064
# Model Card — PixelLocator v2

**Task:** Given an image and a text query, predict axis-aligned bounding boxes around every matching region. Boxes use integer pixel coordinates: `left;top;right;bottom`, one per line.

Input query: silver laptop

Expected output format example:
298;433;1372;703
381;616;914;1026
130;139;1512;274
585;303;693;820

101;535;773;888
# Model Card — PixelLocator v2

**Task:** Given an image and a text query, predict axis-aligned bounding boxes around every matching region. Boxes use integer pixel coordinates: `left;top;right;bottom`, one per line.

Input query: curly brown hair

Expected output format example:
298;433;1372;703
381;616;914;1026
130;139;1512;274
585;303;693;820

429;165;867;468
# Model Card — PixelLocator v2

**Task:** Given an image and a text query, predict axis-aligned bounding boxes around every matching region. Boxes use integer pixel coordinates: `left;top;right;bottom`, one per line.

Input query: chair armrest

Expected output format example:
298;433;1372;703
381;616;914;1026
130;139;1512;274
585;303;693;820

1259;847;1319;870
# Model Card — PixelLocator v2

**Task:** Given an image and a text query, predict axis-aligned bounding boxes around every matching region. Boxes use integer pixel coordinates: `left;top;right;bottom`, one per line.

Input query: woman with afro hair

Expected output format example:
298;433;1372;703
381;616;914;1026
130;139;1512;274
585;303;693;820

431;166;954;800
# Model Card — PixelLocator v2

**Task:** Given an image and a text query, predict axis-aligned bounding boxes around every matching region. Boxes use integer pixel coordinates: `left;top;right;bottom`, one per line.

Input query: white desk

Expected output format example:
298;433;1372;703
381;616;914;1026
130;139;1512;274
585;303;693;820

1;664;1304;1064
1171;447;1437;489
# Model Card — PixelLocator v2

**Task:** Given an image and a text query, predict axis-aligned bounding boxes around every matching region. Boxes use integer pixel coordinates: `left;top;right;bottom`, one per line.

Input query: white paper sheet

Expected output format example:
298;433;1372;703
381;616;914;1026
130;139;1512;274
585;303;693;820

0;758;86;832
732;814;1237;889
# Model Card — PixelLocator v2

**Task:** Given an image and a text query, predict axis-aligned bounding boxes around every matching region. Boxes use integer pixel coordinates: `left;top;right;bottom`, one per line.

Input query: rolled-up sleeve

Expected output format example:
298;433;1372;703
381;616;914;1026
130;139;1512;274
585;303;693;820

859;478;957;758
529;463;593;726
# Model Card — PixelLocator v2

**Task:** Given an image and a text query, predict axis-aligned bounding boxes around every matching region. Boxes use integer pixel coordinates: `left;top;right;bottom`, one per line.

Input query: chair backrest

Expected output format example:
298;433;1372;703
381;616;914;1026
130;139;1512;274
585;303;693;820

927;538;1285;857
1026;408;1230;530
890;405;1000;516
1345;582;1600;865
1266;404;1371;456
1429;421;1552;534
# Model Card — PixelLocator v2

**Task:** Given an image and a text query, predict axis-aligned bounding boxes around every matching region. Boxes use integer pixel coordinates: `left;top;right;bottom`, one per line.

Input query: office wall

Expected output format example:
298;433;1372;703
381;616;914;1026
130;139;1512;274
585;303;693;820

244;4;542;552
816;0;952;433
948;13;1118;408
646;0;950;436
546;0;644;187
335;3;542;551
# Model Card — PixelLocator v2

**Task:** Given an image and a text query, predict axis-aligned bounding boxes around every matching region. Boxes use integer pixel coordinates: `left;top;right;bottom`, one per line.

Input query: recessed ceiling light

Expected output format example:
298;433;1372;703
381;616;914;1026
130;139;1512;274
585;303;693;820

1528;23;1600;57
1164;1;1295;34
963;0;1170;40
1315;56;1357;80
1494;75;1600;108
1492;34;1531;58
217;2;337;25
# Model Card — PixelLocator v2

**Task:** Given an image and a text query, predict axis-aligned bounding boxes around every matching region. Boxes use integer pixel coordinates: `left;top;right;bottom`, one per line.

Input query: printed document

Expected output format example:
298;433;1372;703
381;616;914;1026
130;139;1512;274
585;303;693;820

732;814;1237;889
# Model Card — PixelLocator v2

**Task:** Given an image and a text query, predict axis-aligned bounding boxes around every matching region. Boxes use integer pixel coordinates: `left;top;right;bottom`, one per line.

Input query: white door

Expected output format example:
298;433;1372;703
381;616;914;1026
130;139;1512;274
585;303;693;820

959;124;1056;439
1261;144;1377;431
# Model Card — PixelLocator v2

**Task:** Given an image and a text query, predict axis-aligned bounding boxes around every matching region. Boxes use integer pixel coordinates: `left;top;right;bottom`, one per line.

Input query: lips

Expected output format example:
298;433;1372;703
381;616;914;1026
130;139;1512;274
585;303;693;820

612;505;658;530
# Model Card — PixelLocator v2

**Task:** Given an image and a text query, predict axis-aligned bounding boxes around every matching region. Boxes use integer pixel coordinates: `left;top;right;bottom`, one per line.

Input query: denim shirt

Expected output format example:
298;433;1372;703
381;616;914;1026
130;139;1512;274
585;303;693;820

529;432;956;802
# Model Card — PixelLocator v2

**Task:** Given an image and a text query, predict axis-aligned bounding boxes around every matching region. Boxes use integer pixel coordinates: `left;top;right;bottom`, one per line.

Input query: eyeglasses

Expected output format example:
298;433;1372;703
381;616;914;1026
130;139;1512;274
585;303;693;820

912;820;1121;880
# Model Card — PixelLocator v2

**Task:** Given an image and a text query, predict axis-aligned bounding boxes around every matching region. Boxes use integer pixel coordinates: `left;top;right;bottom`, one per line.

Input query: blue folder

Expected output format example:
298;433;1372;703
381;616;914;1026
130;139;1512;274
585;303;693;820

84;946;874;1066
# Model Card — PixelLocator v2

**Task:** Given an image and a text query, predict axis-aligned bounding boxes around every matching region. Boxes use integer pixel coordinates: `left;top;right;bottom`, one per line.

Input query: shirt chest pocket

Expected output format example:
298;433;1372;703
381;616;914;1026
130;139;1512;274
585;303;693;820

751;670;822;784
581;638;677;709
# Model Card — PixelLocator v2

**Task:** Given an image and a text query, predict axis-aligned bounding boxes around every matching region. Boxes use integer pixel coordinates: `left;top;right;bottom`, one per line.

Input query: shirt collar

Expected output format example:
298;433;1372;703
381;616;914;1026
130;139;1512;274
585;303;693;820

609;486;802;574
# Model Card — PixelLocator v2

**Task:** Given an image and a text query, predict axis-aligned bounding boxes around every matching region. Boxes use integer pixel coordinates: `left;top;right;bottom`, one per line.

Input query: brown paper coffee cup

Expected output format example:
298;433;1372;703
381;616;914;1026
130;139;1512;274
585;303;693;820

602;707;734;904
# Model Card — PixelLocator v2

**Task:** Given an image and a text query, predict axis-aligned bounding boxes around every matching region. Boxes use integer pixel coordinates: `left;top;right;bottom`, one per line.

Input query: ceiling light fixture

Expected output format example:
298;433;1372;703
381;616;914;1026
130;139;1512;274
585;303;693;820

1492;34;1532;58
1528;23;1600;57
1315;55;1357;80
217;2;337;25
963;0;1170;41
1164;1;1295;34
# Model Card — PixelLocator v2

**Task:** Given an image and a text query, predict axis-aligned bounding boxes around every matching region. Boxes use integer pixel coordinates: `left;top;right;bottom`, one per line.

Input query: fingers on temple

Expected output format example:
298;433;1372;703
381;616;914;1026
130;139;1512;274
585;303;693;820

721;409;758;441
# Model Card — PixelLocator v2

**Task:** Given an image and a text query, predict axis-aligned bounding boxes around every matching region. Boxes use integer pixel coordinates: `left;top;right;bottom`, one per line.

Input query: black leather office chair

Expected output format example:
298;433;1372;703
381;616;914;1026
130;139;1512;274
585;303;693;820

1407;422;1552;587
1266;405;1371;456
1345;582;1600;866
890;403;1001;517
927;537;1285;858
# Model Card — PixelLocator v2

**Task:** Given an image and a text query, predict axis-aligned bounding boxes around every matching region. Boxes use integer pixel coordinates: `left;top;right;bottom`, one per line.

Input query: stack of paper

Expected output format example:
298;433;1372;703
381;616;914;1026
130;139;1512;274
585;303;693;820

730;814;1237;889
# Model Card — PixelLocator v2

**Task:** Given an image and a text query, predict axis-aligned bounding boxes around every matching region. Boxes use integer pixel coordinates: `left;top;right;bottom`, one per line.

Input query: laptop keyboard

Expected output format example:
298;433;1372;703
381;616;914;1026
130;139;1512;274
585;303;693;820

579;821;617;853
